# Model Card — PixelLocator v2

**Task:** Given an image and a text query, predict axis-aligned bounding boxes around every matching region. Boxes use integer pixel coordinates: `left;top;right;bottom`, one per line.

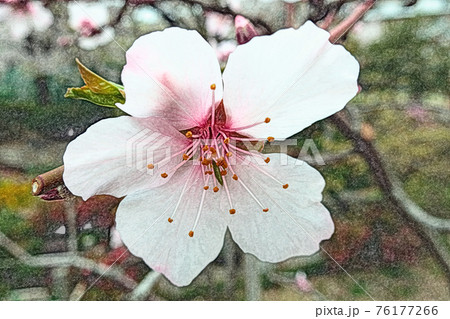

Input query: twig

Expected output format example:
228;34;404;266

328;0;377;43
107;0;130;28
178;0;273;33
244;254;261;300
0;231;137;291
127;271;161;300
329;112;450;282
31;165;64;196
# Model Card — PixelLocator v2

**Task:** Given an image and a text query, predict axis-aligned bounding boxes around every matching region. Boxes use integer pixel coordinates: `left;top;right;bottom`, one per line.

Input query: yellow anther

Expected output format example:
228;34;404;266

203;186;209;190
265;117;271;123
220;170;227;176
210;83;216;90
229;209;236;215
213;186;219;192
226;152;232;157
161;173;168;178
147;163;154;169
202;145;209;151
188;231;194;237
224;138;230;144
263;208;269;212
264;157;270;163
185;131;193;138
201;158;211;166
168;218;173;223
209;147;217;154
232;174;238;181
182;153;189;160
267;136;275;142
283;184;289;189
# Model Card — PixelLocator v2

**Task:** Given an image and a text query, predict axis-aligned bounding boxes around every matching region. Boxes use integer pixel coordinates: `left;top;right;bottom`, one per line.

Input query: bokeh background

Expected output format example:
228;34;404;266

0;0;449;300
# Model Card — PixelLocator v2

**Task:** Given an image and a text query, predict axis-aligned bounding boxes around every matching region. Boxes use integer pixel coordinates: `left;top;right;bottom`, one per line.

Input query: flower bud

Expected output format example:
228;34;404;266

235;15;258;45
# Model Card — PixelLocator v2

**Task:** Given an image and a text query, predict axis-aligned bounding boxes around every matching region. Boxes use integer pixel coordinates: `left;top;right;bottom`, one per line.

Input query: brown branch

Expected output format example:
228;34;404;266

0;231;137;291
177;0;273;33
328;0;377;43
107;0;130;28
329;112;450;284
31;165;64;196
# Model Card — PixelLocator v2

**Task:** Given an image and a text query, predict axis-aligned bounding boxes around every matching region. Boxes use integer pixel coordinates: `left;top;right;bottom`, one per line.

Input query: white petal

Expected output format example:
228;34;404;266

226;153;334;262
30;1;53;32
116;166;228;286
118;28;223;129
223;21;360;139
68;1;109;30
63;116;190;201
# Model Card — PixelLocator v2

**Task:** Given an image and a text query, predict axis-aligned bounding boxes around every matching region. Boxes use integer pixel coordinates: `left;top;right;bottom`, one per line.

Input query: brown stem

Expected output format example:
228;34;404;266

32;165;64;196
177;0;273;33
328;0;377;43
330;112;450;285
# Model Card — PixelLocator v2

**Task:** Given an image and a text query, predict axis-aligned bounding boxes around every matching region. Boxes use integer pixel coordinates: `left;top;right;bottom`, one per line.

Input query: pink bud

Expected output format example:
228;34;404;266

295;271;314;293
235;15;258;45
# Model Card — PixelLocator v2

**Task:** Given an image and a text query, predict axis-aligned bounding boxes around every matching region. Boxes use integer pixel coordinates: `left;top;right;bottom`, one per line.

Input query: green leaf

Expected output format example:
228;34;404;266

212;160;223;186
64;58;125;108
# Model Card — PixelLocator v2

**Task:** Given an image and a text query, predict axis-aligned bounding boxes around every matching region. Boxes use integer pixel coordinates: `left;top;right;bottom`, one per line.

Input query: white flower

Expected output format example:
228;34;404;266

0;1;53;41
67;1;114;50
63;22;359;286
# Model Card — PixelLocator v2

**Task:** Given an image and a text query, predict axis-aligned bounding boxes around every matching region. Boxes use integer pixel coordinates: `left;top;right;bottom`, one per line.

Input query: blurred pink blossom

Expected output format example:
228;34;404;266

295;271;314;293
68;1;115;50
205;11;233;38
0;0;53;40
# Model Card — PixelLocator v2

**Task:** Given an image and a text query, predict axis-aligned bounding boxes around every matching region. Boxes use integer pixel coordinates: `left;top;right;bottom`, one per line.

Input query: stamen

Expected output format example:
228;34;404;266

264;157;270;163
220;170;227;176
161;173;168;178
185;131;193;138
168;169;195;222
267;136;275;142
229;209;236;215
201;158;212;166
224;137;230;144
236;154;287;188
210;83;216;90
226;152;232;157
182;154;189;160
232;174;238;180
213;186;219;192
147;164;154;169
202;145;209;152
263;208;269;212
189;175;210;237
204;186;209;190
224;117;272;132
235;174;267;211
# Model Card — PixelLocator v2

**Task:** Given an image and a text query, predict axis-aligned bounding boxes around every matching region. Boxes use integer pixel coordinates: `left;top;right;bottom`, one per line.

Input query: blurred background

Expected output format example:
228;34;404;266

0;0;449;300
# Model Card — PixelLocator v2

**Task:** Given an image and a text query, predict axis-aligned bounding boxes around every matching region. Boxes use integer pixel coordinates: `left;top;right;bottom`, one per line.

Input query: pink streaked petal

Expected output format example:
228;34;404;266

223;21;359;139
63;116;190;201
116;165;228;286
118;28;223;130
226;153;334;262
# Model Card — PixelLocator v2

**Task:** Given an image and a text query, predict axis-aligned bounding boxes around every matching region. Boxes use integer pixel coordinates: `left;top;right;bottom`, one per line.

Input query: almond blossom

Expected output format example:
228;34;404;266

0;0;53;41
63;21;359;286
67;1;114;50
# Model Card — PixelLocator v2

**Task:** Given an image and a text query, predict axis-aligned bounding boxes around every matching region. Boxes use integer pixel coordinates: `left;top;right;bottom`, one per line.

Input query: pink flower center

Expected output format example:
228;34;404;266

147;84;289;237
